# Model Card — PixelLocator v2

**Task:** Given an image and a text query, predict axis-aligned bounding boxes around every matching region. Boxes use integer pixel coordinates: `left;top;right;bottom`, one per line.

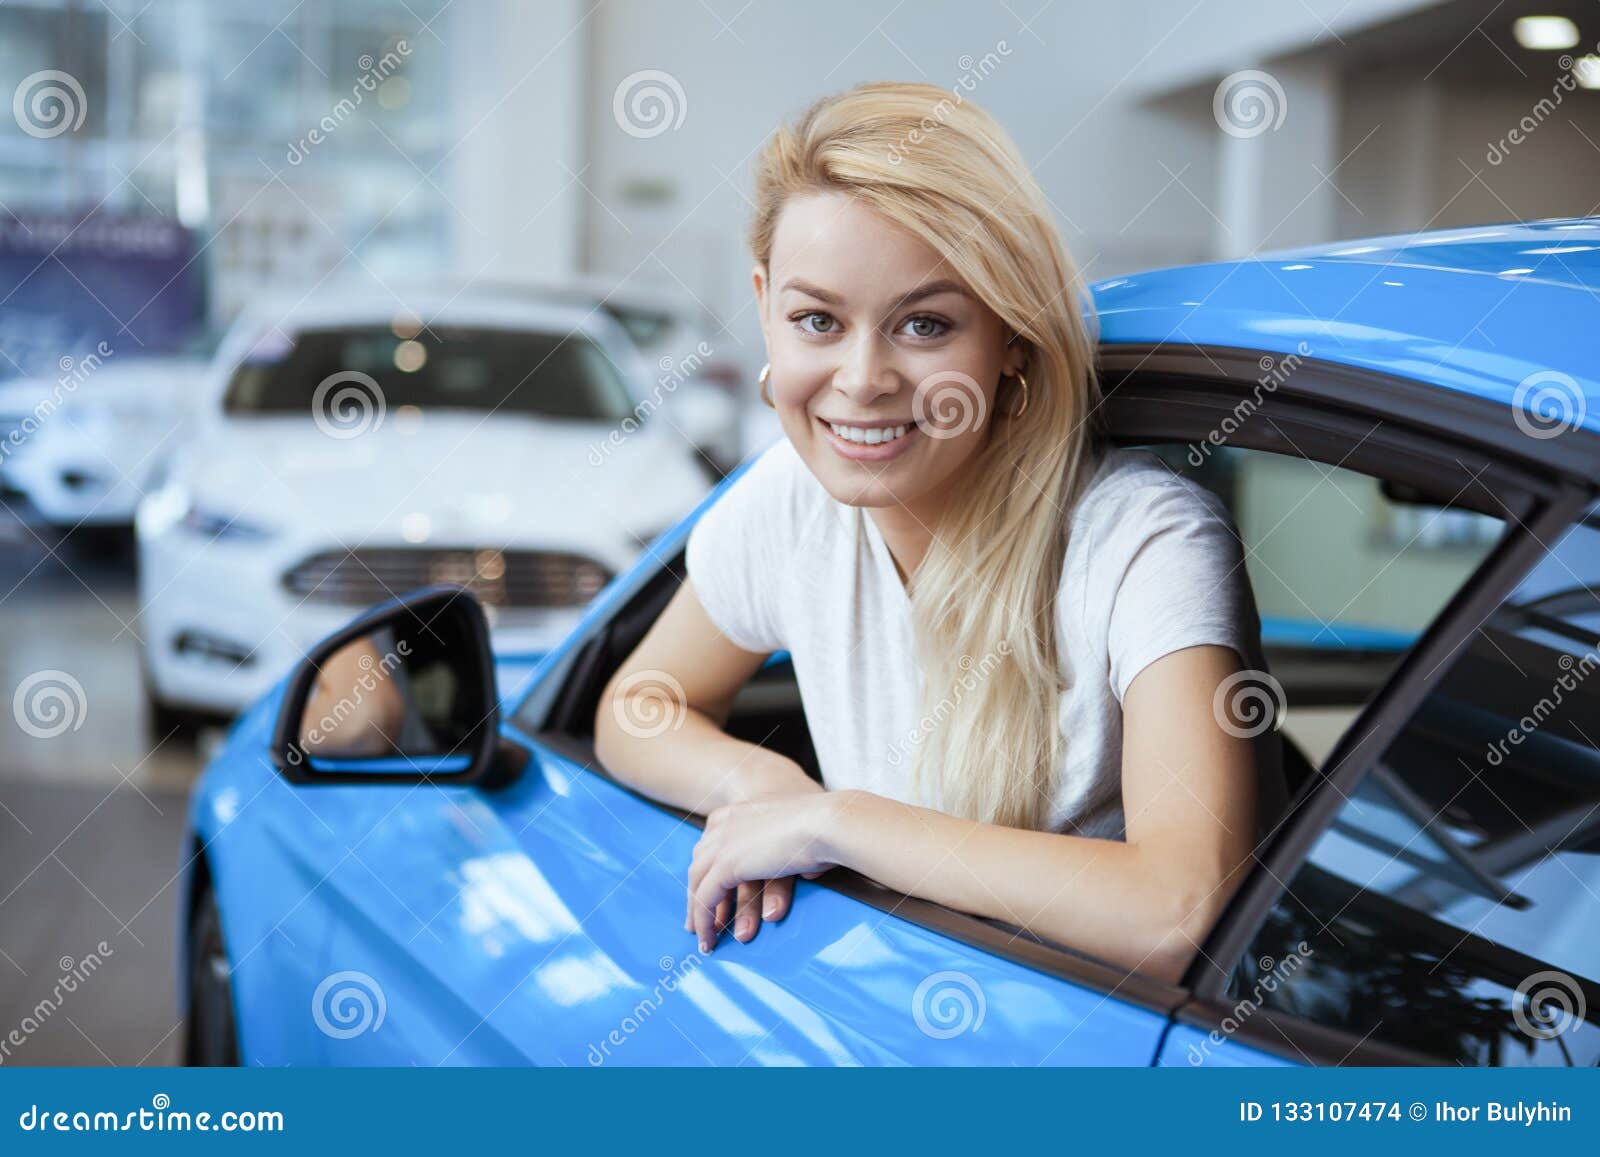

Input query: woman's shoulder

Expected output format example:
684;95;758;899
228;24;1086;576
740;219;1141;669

709;436;834;536
1061;445;1242;592
1071;445;1232;533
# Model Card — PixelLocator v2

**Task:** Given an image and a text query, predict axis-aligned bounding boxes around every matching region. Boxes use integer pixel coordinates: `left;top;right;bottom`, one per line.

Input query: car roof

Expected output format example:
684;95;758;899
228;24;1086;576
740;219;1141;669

1092;217;1599;435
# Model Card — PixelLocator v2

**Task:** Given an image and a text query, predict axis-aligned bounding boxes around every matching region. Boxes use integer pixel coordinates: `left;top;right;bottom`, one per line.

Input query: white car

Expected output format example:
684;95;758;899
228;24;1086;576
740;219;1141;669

475;276;749;475
135;285;713;734
0;353;211;527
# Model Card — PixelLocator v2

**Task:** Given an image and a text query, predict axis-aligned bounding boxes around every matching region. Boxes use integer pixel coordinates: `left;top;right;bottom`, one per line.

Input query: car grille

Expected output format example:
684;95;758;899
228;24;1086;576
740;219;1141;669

282;548;612;608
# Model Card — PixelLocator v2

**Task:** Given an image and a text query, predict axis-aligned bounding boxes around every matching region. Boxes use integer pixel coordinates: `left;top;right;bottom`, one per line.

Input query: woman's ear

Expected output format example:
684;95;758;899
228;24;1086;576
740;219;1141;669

1002;332;1029;380
752;263;772;349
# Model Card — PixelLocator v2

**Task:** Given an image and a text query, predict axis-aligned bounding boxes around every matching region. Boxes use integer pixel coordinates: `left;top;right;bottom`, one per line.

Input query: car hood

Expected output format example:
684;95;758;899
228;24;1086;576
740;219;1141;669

170;413;708;553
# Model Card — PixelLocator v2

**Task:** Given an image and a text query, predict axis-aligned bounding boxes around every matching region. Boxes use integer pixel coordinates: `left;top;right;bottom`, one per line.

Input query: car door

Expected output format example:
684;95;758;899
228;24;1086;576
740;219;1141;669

1161;496;1600;1067
305;635;1183;1065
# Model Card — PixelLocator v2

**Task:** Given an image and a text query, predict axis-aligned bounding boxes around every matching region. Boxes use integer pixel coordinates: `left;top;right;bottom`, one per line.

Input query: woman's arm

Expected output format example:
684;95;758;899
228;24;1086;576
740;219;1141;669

595;579;825;942
593;580;821;813
687;643;1259;983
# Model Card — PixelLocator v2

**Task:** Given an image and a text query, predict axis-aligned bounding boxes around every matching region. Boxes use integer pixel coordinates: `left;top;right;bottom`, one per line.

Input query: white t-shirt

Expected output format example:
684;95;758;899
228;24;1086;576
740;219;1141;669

685;437;1286;841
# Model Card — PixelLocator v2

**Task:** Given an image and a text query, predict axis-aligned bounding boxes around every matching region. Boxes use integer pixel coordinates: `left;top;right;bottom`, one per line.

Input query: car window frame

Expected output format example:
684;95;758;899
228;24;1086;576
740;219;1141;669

1103;344;1600;1066
507;342;1596;1053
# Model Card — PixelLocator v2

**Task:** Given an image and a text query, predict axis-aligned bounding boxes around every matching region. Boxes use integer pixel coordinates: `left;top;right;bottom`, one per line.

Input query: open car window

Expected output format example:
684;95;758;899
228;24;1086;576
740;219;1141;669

1240;501;1600;1065
520;421;1538;989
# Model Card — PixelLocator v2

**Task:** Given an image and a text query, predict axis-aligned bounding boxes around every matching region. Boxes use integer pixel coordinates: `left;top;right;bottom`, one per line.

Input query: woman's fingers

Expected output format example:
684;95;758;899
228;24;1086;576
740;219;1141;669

762;876;794;922
691;873;726;954
733;881;763;942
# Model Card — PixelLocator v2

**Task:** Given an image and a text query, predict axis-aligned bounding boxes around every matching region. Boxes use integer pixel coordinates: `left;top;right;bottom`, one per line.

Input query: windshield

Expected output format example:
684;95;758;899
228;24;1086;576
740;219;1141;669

223;324;637;422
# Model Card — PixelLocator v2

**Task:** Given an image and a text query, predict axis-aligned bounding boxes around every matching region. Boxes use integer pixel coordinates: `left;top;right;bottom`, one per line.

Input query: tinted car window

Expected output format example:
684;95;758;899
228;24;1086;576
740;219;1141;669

224;324;637;422
1242;503;1600;1065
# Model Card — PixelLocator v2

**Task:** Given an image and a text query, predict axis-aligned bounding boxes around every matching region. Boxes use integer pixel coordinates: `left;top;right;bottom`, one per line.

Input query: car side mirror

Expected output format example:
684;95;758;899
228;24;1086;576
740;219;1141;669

272;586;499;785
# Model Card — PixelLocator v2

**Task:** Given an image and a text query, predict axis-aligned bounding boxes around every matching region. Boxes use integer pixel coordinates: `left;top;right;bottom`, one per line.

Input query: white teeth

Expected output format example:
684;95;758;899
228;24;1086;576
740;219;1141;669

828;422;911;445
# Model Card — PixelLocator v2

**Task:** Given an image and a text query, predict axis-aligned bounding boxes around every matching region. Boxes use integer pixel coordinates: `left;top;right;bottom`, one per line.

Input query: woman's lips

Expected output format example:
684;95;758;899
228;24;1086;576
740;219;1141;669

816;416;921;462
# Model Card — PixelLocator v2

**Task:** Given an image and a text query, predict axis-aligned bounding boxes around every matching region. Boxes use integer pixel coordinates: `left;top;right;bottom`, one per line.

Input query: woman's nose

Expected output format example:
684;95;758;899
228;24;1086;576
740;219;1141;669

832;331;901;406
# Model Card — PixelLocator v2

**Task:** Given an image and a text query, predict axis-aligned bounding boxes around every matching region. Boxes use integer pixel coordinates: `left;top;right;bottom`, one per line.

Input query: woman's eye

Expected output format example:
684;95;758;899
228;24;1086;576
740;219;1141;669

797;312;838;335
899;315;948;339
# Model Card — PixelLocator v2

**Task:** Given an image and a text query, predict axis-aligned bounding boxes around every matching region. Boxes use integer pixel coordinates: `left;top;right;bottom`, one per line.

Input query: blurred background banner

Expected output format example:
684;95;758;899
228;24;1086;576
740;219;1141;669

0;0;1596;1067
0;210;203;374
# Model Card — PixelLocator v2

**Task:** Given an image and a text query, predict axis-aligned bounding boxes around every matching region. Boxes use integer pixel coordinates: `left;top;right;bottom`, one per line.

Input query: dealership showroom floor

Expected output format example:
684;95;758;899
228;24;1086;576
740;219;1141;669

1;512;201;1065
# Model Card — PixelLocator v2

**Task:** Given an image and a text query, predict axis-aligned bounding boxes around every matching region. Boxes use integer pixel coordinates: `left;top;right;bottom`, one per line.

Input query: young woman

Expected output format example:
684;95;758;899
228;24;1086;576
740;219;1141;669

593;82;1287;983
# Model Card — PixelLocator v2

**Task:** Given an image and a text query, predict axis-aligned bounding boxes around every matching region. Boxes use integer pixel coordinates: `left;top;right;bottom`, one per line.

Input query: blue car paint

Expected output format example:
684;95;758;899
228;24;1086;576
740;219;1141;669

306;754;475;775
1258;615;1413;652
186;682;1173;1065
183;219;1599;1067
1093;218;1600;434
1156;1023;1299;1069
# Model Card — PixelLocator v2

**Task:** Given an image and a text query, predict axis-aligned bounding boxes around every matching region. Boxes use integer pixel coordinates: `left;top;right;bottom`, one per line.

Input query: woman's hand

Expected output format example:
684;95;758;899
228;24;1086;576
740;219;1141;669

686;792;837;952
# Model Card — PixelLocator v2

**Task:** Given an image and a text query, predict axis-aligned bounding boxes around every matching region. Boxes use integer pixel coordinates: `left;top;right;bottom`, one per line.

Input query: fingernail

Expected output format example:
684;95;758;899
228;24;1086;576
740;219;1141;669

699;937;712;953
736;918;753;941
762;896;779;920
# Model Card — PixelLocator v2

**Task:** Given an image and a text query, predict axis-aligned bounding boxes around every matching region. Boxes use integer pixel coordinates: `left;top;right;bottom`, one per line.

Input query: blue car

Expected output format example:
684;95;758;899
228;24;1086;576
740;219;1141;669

180;220;1600;1067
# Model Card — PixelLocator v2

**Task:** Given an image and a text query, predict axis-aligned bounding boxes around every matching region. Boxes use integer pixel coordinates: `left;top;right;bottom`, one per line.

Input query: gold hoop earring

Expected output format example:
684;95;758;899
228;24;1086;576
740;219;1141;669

1008;372;1029;418
758;363;774;409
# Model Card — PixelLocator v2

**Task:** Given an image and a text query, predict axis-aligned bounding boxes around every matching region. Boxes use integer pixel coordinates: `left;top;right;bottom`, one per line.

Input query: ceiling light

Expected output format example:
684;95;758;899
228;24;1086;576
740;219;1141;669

1513;16;1580;50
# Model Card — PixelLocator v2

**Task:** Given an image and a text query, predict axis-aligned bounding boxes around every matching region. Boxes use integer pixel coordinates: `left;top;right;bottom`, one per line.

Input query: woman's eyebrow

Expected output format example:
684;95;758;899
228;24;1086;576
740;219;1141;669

780;278;843;304
780;277;969;310
889;279;969;310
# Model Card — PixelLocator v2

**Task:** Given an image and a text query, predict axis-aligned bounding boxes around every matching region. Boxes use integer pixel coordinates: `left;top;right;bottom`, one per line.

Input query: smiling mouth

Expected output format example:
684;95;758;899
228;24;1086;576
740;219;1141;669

820;419;919;446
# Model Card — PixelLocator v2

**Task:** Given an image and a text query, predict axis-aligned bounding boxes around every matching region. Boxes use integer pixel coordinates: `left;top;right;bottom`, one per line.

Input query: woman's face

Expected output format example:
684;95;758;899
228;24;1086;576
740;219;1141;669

754;190;1025;513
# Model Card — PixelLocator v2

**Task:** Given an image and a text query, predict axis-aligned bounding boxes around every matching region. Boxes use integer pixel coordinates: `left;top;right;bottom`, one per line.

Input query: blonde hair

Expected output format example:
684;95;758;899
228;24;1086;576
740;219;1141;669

749;82;1102;830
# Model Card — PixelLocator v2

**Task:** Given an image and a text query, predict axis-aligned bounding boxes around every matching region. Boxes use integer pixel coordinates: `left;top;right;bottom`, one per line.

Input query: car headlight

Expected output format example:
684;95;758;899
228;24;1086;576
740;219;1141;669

141;483;276;542
180;501;277;542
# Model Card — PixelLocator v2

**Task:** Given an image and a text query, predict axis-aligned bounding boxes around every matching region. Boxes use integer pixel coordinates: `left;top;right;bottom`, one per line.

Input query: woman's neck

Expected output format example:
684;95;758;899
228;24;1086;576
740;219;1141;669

867;481;952;589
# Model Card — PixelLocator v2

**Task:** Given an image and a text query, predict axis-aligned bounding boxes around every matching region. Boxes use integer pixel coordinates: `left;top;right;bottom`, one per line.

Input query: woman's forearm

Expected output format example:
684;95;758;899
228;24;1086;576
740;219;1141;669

818;790;1240;982
594;696;820;815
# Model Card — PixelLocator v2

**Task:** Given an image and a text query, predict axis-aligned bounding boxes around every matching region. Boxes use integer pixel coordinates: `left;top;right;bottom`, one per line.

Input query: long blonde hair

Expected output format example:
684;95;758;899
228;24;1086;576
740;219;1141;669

749;82;1102;831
